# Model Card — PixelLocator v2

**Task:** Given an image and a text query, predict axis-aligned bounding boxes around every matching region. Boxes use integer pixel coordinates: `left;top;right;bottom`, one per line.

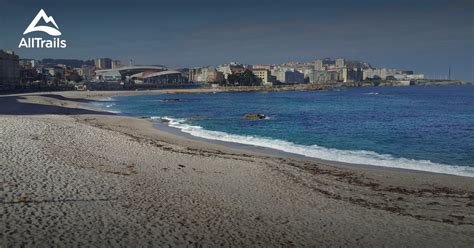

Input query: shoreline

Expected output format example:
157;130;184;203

2;91;474;246
2;79;472;97
3;88;474;179
151;119;467;178
91;89;474;178
3;82;472;100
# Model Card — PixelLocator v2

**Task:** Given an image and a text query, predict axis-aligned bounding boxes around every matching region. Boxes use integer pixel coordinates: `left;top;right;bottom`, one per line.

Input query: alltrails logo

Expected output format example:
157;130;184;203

18;9;67;49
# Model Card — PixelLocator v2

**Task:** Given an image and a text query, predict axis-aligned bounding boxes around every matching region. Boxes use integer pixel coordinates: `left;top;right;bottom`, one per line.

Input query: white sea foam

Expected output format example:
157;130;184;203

107;110;122;114
91;98;120;113
153;116;474;177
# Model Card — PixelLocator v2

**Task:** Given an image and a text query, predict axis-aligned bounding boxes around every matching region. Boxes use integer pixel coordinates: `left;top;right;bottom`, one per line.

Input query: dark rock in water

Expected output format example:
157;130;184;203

160;118;170;123
243;113;266;120
160;98;180;102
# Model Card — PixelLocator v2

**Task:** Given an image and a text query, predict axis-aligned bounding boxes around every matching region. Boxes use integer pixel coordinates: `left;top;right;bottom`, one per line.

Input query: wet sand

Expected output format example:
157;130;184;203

1;91;473;247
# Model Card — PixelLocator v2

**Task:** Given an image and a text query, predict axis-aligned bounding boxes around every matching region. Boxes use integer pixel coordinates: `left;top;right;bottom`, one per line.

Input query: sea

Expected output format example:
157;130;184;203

94;85;474;177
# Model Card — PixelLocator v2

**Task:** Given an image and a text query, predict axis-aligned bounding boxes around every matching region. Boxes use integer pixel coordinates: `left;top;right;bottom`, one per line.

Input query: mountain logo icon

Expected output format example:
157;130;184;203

23;9;62;36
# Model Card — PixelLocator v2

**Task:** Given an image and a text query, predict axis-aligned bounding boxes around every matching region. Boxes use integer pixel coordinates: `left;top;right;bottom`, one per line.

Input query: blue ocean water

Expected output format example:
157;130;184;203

95;85;474;177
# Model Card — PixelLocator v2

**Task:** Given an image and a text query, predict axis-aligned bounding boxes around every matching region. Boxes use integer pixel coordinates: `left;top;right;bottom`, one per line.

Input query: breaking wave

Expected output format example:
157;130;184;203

151;116;474;177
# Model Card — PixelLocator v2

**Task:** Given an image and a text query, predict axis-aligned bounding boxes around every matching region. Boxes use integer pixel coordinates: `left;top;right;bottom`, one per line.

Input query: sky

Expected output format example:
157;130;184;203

0;0;473;80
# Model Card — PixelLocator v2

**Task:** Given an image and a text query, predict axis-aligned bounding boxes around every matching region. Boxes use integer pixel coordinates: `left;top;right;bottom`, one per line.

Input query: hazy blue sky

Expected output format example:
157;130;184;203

1;0;473;80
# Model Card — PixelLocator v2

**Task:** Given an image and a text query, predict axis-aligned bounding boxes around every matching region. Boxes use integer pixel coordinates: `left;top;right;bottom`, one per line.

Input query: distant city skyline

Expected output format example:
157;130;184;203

1;0;473;80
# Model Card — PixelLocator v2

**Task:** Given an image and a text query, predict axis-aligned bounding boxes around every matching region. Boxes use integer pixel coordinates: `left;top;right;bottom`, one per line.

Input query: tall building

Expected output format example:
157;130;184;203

252;69;274;86
94;58;101;69
271;68;304;84
0;50;21;91
314;59;324;71
271;68;286;82
311;70;339;84
95;58;112;69
19;59;38;69
342;68;363;82
189;67;208;83
335;58;345;68
285;70;304;84
112;60;122;69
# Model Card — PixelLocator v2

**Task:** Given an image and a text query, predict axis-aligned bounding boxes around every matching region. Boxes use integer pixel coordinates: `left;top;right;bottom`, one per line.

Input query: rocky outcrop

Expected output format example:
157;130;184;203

243;114;266;120
160;98;180;102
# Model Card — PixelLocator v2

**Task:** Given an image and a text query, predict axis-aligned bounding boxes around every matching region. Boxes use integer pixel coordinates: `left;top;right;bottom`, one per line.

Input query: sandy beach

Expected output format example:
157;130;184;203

1;91;474;247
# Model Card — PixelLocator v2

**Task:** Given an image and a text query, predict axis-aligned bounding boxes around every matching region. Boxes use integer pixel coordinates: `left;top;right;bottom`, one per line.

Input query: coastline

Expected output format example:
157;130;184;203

92;88;474;178
2;91;474;246
151;119;470;178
